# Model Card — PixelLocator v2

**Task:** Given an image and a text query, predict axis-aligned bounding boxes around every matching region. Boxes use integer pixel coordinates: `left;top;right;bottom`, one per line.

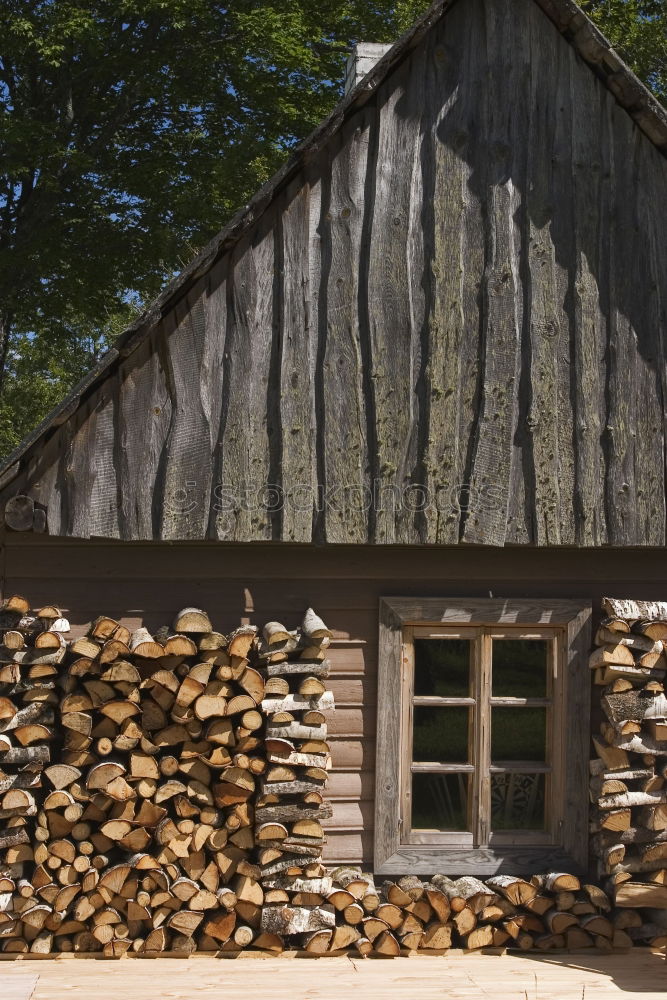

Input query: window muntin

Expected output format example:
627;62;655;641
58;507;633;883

402;625;560;848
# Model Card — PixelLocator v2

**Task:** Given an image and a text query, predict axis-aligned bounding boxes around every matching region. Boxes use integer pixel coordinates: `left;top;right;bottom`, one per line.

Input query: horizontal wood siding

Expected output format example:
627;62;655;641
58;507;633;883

3;538;667;864
4;0;667;547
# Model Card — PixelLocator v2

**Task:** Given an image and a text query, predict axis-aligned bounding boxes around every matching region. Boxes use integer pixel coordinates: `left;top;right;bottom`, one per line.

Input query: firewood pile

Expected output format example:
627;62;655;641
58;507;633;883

1;592;666;955
0;598;274;954
256;609;336;950
315;870;655;954
589;596;667;949
0;596;65;936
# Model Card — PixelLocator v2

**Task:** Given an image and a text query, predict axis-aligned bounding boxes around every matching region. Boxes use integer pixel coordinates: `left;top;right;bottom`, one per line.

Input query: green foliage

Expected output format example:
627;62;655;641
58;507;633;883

582;0;667;100
0;306;136;459
0;0;663;461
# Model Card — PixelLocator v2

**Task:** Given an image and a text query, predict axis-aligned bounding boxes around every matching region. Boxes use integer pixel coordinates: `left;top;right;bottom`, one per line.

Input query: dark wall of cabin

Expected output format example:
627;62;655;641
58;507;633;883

6;0;667;547
3;537;666;866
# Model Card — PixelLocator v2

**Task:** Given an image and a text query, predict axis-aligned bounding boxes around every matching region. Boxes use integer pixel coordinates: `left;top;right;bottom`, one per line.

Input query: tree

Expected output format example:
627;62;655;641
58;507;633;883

581;0;666;100
0;1;417;458
0;0;664;461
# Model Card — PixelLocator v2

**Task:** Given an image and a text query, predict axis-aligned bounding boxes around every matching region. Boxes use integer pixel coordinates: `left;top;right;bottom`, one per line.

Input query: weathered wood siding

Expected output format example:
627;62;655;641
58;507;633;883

3;537;667;864
5;0;667;546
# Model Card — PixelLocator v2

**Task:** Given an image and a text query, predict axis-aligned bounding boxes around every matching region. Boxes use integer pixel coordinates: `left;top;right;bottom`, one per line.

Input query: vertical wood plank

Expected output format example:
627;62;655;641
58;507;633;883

61;384;120;540
421;5;485;544
211;228;274;541
85;386;120;539
563;605;592;869
199;258;229;539
363;54;422;543
547;632;562;850
603;99;637;546
62;401;93;539
374;600;403;869
279;179;315;542
159;288;215;539
474;633;490;846
462;0;525;545
115;331;172;539
320;112;372;543
638;139;667;546
630;131;666;546
522;6;576;545
570;44;608;545
400;627;415;844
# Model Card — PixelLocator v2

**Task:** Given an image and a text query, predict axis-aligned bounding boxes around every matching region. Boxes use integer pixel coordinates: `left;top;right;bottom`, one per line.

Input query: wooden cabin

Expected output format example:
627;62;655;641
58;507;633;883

1;0;666;902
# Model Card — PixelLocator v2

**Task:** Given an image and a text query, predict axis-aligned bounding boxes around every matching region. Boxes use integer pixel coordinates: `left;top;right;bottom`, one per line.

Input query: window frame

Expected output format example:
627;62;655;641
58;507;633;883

375;597;591;876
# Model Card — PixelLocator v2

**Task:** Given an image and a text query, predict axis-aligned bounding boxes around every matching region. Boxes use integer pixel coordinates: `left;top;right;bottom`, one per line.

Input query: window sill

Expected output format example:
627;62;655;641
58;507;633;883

376;845;586;877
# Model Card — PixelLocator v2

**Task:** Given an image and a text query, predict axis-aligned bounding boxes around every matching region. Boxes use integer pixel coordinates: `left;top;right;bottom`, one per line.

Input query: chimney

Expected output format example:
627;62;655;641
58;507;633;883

344;42;393;94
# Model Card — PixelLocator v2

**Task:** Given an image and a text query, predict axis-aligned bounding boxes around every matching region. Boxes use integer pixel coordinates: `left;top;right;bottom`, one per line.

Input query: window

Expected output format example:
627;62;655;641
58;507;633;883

375;598;591;875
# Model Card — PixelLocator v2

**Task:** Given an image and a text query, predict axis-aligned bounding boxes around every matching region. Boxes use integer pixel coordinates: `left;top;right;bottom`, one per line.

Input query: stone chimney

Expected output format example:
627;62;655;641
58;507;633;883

344;42;393;94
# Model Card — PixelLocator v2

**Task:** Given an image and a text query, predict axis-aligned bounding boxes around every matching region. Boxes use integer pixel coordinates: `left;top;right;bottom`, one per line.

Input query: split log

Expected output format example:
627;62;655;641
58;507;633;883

486;876;538;906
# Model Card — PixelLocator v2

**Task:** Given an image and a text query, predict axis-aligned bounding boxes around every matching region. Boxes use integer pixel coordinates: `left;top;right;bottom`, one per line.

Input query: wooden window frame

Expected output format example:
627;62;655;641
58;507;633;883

375;597;592;876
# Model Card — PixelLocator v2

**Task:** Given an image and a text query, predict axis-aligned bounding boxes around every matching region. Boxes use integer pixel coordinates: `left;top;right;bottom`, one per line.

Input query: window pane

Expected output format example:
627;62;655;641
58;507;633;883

491;773;546;830
412;772;470;831
413;706;469;763
491;707;546;762
492;639;548;697
414;639;470;697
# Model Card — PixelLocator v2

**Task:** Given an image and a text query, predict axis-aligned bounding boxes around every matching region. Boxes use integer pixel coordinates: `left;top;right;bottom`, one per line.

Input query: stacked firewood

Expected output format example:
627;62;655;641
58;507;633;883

255;610;336;949
313;871;645;954
3;590;667;956
589;596;667;949
0;599;277;954
0;595;66;947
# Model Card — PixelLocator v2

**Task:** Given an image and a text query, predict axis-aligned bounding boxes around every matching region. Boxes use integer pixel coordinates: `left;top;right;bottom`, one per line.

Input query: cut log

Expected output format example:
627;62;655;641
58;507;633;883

173;608;213;633
263;622;292;646
635;620;667;641
298;677;326;697
326;924;359;951
1;595;31;615
486;875;537;906
164;634;198;656
590;645;635;668
301;609;332;640
421;921;452;950
463;924;494;950
453;907;476;937
130;628;164;659
226;626;257;659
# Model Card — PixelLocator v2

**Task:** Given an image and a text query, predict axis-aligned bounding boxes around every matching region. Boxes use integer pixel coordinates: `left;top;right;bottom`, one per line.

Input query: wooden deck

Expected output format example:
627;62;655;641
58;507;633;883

0;952;664;1000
